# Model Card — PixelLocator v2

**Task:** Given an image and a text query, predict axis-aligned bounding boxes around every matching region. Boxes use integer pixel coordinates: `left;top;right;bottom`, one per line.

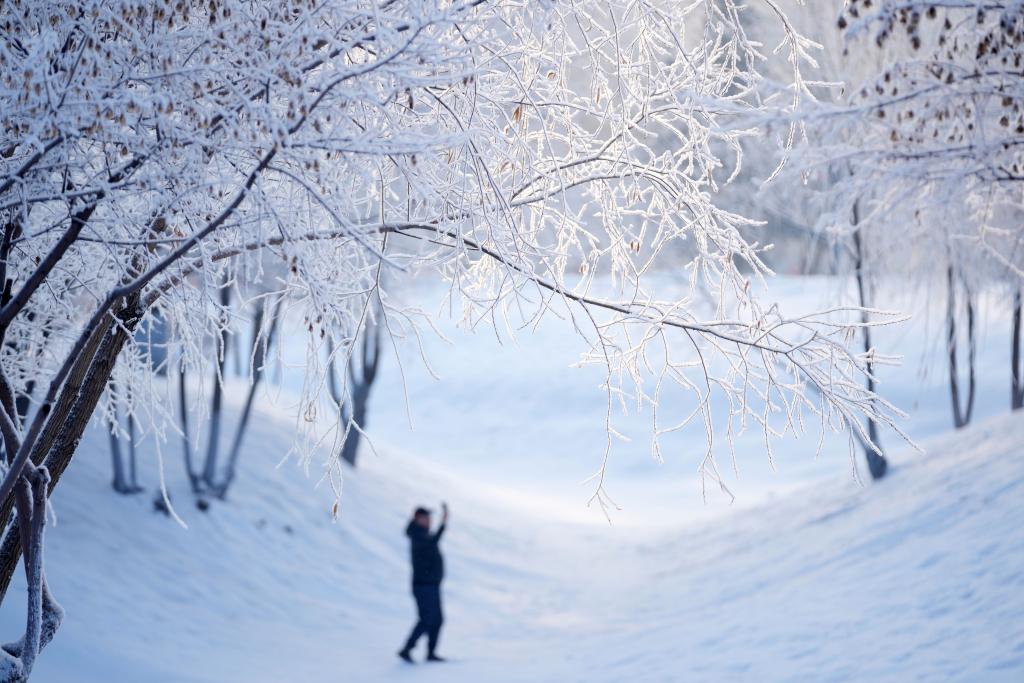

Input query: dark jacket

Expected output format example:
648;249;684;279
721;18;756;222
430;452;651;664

407;520;445;585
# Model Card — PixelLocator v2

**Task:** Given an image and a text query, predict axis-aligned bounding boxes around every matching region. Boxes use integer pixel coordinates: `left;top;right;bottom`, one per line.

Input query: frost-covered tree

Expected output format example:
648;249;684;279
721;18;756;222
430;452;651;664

211;293;285;498
0;1;908;676
823;1;1024;423
162;284;284;502
746;1;895;477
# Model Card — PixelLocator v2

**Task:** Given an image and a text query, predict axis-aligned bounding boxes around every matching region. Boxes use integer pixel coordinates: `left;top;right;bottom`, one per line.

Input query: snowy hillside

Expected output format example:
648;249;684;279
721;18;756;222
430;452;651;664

1;389;1021;682
7;0;1024;680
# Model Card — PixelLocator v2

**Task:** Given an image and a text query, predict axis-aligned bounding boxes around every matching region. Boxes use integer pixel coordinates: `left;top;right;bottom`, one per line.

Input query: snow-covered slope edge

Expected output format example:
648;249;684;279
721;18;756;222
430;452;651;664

0;397;1021;683
586;413;1024;683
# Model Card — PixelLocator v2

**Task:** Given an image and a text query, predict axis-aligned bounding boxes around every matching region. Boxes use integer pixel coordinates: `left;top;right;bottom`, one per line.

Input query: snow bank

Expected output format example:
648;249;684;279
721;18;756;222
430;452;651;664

0;396;1020;682
1;275;1021;681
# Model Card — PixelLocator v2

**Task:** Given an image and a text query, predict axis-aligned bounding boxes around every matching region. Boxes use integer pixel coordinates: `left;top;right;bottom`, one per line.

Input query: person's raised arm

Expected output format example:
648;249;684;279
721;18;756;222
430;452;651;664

434;502;449;541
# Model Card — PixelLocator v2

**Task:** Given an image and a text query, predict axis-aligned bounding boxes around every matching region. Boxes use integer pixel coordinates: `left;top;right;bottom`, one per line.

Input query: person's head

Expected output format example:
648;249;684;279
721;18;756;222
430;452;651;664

413;506;431;529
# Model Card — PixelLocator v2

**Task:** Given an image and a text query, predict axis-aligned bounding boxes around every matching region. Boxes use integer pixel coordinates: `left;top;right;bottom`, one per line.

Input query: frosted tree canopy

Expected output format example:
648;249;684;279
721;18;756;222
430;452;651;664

0;1;959;677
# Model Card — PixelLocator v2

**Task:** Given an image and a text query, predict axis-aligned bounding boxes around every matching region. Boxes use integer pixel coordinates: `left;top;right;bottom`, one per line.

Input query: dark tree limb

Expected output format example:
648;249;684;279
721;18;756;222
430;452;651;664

178;362;200;492
329;318;382;468
105;382;143;495
0;466;61;682
214;298;284;497
0;201;98;343
0;219;24;461
1013;288;1022;411
0;306;114;599
107;410;128;493
0;219;17;306
127;409;139;491
200;281;232;491
947;266;977;429
851;204;887;479
0;296;142;603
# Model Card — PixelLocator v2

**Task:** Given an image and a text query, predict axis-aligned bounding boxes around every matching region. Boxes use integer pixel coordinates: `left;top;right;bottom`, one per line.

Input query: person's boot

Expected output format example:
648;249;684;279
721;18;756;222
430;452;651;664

426;653;446;662
397;649;414;664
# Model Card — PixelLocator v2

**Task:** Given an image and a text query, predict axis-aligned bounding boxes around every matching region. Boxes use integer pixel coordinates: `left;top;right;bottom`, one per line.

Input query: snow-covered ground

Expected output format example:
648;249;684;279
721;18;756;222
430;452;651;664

1;277;1022;682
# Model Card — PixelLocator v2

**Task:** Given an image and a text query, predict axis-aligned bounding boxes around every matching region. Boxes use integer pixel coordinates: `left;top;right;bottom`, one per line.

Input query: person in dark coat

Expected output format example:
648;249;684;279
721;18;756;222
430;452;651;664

398;502;448;663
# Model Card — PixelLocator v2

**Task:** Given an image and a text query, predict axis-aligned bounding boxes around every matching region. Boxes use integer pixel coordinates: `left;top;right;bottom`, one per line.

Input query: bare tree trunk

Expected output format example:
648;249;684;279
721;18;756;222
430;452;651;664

947;266;977;429
127;410;139;490
1013;288;1023;411
0;466;61;680
851;204;887;480
214;299;283;498
106;382;142;495
231;326;243;378
107;411;129;493
200;282;232;490
178;363;200;492
329;321;382;468
339;390;367;467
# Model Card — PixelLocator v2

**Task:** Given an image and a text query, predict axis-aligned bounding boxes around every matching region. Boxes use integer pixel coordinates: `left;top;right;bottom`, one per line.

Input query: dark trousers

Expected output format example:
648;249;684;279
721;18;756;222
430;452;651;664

403;583;443;654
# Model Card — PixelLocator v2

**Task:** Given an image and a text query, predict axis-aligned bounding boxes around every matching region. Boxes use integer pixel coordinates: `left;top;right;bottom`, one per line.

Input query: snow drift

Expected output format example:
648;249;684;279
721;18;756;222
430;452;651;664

0;390;1021;682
